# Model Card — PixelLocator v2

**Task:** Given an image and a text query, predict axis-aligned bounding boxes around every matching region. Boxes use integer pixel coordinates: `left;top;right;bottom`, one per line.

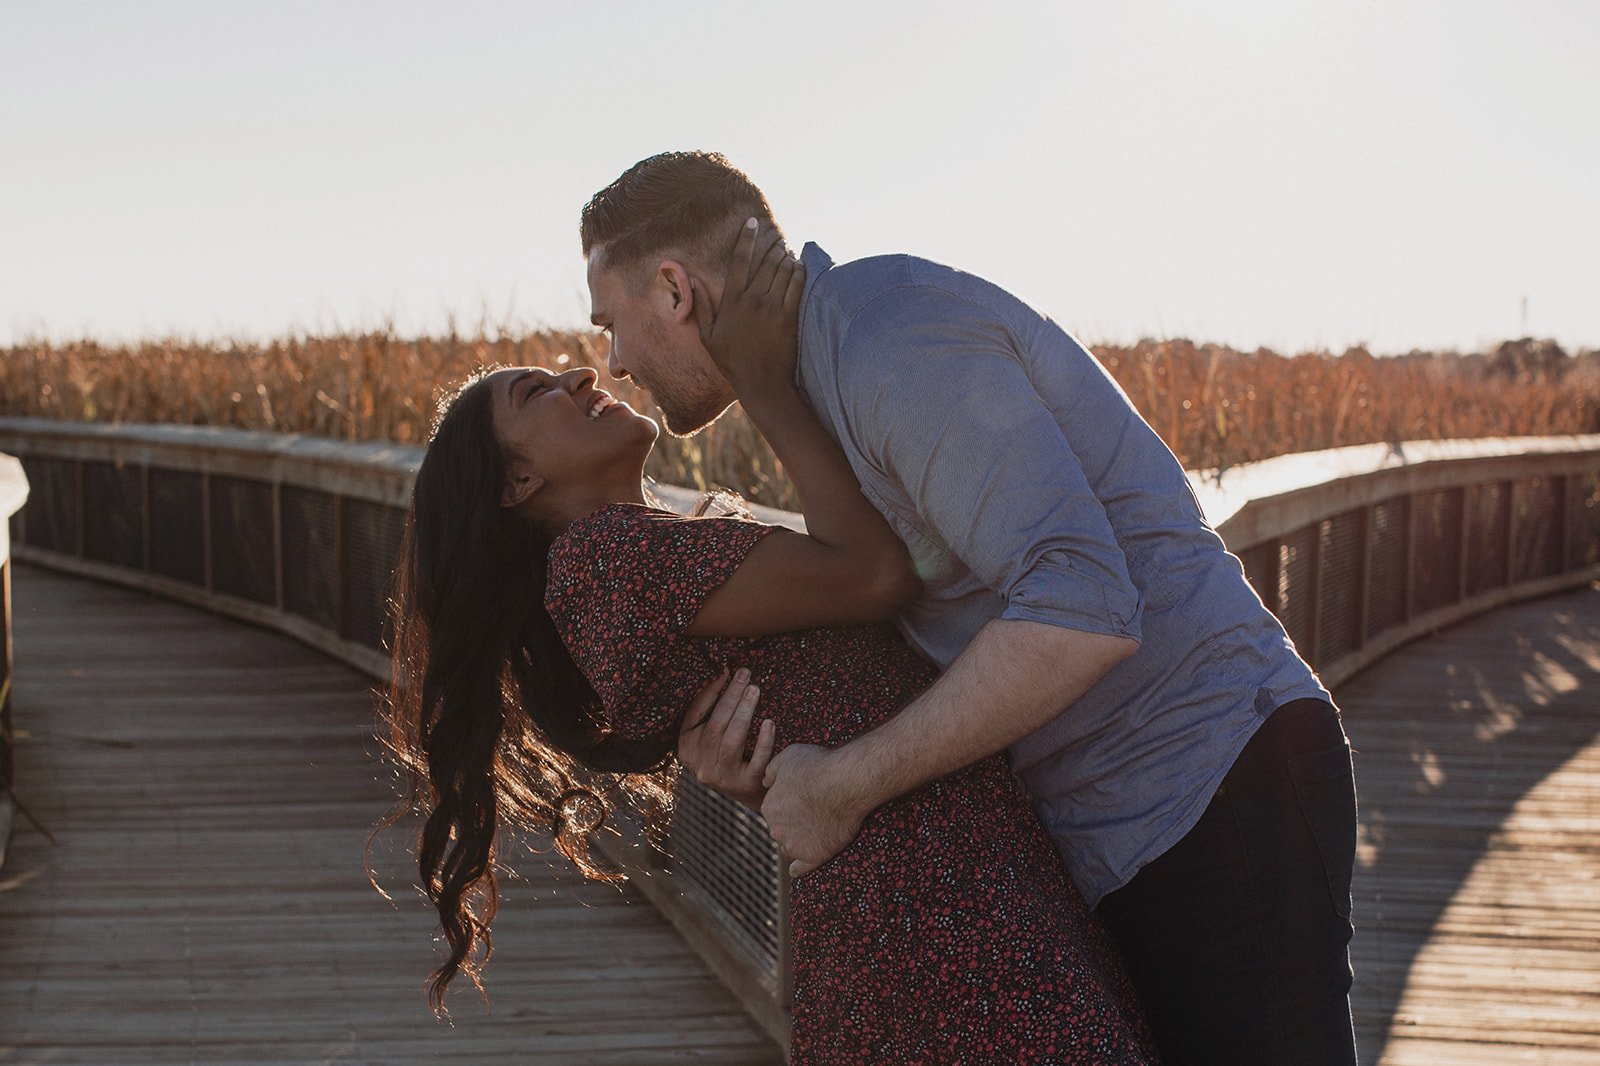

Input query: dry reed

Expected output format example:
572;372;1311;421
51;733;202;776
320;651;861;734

3;331;1595;510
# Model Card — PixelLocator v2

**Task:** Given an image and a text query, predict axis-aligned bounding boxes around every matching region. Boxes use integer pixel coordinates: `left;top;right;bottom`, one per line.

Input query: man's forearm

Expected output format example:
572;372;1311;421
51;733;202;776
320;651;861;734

825;618;1137;812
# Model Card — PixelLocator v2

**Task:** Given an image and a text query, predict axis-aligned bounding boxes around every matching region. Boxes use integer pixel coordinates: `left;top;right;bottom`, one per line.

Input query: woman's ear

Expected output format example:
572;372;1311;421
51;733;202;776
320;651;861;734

500;469;547;510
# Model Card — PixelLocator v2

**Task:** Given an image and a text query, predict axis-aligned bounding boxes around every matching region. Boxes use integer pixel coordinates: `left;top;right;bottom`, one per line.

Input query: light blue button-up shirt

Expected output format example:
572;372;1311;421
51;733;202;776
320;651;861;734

795;242;1331;908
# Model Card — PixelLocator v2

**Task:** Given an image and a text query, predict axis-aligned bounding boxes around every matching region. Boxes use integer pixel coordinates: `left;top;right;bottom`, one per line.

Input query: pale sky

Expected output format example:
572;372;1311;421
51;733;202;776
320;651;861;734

3;0;1596;354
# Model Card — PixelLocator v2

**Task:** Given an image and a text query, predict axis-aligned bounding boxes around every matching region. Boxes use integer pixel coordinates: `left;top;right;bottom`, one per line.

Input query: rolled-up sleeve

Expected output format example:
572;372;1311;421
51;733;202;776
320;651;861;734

839;284;1143;643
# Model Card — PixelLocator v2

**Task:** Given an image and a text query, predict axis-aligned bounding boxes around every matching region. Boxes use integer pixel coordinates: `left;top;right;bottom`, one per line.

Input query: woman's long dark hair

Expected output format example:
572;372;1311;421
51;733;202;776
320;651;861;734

373;371;676;1016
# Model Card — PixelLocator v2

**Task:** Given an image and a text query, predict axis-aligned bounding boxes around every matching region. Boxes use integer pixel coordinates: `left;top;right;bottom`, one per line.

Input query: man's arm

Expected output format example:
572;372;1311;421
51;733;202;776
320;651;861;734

761;618;1134;873
760;282;1144;873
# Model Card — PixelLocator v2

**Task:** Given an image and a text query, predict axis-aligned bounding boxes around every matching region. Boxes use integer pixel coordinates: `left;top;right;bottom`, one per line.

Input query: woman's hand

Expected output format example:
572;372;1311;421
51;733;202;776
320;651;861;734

691;217;805;397
677;666;776;810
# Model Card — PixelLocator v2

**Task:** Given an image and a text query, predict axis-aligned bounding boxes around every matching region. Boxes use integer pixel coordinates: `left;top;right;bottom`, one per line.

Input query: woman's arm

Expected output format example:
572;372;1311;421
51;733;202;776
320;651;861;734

683;218;920;638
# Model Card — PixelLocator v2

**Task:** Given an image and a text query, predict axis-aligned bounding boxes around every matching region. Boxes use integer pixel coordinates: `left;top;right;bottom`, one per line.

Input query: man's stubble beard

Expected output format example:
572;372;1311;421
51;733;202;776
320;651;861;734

641;320;735;437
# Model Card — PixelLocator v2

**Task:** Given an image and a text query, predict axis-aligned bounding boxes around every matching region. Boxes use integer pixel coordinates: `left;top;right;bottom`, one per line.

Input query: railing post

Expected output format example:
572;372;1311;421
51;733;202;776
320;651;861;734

1553;474;1568;575
139;462;152;573
1356;504;1373;652
776;866;793;1012
332;492;345;643
1505;479;1519;588
1403;490;1419;623
272;480;285;612
201;472;214;592
333;494;348;644
73;457;85;558
1309;520;1326;665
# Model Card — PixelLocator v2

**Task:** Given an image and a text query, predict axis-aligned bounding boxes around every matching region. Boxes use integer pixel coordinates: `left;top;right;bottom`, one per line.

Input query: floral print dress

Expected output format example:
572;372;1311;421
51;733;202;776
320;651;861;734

545;503;1157;1064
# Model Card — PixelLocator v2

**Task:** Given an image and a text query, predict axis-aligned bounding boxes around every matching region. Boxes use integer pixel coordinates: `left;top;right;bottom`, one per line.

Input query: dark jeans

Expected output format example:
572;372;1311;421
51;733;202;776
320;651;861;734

1096;698;1358;1066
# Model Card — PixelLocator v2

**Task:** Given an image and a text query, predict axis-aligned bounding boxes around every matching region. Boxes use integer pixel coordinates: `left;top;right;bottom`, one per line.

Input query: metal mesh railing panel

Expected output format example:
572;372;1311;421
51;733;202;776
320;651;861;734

1316;509;1364;663
1512;476;1564;582
1235;542;1279;615
81;461;145;570
1278;525;1317;660
1464;481;1511;598
282;487;340;631
149;464;206;582
210;476;276;605
1413;488;1464;615
1570;470;1600;571
668;773;783;979
341;498;405;651
148;468;205;586
1365;496;1409;639
18;456;79;555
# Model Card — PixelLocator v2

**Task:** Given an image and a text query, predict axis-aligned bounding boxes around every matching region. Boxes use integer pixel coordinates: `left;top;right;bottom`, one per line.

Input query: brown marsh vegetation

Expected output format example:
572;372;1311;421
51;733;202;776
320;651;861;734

3;331;1595;510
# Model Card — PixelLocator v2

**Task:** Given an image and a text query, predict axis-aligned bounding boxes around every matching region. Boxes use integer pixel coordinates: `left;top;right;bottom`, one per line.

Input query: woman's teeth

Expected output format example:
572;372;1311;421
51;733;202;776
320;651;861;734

587;395;615;419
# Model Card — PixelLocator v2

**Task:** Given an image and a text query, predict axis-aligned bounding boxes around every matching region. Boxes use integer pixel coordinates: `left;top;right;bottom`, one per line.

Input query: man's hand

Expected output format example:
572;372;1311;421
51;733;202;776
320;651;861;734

760;743;870;877
676;667;776;810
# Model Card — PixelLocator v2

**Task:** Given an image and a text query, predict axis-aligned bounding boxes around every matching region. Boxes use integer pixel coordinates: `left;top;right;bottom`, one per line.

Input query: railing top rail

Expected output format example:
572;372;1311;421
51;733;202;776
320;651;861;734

0;417;810;525
0;418;425;507
2;417;1595;540
0;417;422;472
1191;435;1600;547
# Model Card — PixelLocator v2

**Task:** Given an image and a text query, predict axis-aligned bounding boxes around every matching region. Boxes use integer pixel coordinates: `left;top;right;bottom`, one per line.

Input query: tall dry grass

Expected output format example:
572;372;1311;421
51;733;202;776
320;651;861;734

3;330;1596;510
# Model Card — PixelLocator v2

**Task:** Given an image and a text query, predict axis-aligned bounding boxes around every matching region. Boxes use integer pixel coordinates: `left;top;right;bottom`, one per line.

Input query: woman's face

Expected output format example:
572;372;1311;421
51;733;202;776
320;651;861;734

486;365;658;497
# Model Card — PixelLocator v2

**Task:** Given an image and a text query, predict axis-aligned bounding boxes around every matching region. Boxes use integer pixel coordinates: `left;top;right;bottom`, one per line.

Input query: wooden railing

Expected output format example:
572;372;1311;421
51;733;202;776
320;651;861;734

0;452;28;869
1190;436;1600;688
3;416;1597;1051
0;417;798;1042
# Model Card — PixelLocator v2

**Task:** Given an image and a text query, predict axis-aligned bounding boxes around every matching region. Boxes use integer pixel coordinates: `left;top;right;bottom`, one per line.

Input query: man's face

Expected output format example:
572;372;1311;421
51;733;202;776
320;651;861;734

586;247;734;436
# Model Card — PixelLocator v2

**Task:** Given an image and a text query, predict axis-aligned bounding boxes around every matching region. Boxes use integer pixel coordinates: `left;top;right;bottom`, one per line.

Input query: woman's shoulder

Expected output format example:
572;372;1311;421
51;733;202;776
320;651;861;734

552;502;751;557
555;500;773;546
546;502;777;599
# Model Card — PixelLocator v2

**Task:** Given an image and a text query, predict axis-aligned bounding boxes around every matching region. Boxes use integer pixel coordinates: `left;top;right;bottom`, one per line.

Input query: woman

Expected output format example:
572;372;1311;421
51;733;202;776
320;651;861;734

381;224;1157;1063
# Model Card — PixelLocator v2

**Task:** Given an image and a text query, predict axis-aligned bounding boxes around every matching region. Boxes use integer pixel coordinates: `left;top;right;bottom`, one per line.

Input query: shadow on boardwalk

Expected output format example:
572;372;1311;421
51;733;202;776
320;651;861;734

0;565;780;1065
1340;584;1600;1065
5;564;1595;1064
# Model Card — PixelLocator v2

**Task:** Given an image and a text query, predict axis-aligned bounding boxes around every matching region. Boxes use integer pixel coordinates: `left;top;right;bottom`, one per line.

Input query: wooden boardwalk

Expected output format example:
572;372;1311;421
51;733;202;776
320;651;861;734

2;564;1596;1064
1341;583;1600;1064
0;565;781;1065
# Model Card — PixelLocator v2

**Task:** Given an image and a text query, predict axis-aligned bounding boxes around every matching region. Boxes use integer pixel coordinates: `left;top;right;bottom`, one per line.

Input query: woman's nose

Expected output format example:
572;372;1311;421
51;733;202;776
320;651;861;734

560;366;599;391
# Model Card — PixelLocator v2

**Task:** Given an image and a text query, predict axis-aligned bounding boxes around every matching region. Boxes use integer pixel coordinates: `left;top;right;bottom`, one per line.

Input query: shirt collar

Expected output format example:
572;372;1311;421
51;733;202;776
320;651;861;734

799;241;834;306
794;242;833;385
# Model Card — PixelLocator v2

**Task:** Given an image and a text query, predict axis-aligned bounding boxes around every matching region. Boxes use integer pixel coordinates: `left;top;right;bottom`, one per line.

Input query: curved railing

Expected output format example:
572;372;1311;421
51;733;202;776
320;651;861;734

1190;436;1600;688
3;416;1597;1050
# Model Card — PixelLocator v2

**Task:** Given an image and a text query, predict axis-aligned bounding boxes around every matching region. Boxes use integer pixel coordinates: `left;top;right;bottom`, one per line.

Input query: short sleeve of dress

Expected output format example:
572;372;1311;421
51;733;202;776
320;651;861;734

544;504;779;739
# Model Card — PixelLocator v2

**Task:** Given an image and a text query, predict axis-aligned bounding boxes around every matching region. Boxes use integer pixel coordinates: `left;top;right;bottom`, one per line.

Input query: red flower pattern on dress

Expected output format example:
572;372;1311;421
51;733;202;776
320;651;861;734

546;503;1158;1064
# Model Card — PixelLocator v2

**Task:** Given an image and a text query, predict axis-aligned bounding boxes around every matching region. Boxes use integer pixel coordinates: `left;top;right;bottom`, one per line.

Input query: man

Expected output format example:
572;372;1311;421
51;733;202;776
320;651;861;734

581;150;1358;1064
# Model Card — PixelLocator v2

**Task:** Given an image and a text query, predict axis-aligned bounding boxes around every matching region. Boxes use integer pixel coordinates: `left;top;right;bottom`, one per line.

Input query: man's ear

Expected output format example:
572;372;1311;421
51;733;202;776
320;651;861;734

657;259;697;324
500;469;547;510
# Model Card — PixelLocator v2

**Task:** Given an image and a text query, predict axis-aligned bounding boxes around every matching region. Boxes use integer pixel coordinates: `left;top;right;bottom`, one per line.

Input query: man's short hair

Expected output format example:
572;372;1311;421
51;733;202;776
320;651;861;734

580;151;781;280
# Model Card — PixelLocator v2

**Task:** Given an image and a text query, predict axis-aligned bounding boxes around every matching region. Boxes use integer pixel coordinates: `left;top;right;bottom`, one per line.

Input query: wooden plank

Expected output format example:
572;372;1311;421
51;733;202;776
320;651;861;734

6;568;1597;1063
1340;583;1600;1065
0;565;781;1064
